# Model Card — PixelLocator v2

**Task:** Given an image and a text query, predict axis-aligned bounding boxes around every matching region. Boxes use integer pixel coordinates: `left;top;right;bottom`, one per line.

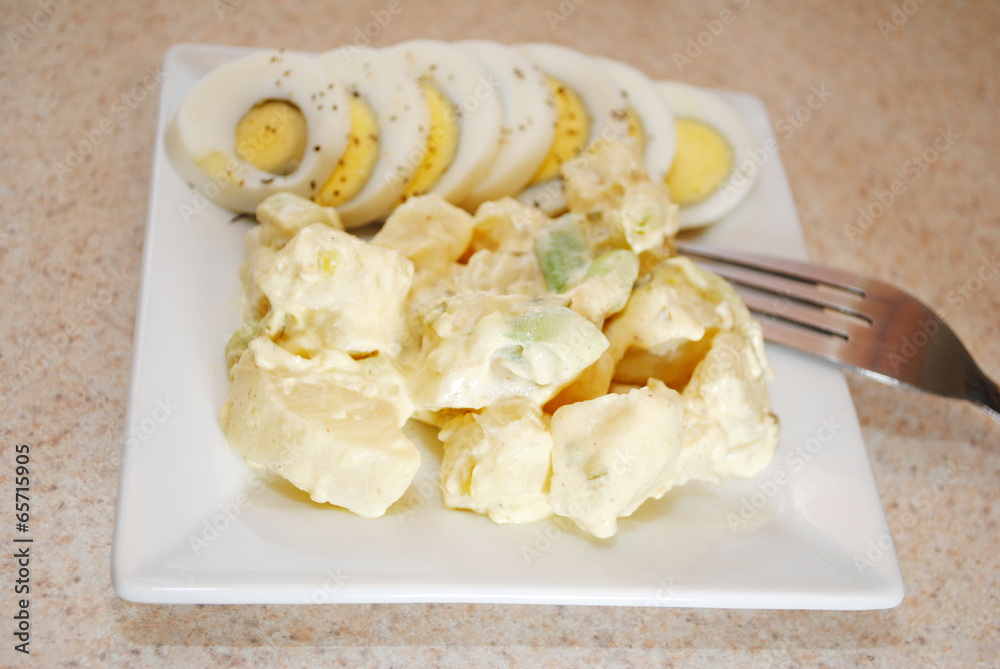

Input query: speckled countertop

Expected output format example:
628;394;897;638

2;0;999;666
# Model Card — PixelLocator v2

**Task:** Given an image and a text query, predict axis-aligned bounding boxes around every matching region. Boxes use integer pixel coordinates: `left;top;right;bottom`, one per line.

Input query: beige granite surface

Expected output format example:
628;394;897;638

1;0;999;666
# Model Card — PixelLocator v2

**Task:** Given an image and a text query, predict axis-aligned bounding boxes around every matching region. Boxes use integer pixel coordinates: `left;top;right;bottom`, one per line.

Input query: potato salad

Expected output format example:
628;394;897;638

218;139;779;538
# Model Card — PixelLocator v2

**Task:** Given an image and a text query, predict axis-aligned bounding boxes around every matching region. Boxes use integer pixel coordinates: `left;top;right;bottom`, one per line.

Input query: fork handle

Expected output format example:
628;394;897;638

966;369;1000;424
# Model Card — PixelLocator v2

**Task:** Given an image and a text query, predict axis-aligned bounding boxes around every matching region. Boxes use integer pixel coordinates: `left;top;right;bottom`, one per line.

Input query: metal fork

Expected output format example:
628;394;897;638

676;242;1000;424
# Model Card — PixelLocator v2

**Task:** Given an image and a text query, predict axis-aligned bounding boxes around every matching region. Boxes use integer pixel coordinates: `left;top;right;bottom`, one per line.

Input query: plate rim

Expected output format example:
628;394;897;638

111;42;904;609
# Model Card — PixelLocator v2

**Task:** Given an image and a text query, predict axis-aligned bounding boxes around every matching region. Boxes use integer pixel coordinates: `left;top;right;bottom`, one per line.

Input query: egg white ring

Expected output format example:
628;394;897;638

514;43;630;215
657;80;760;229
385;39;503;206
165;50;351;213
516;178;570;217
459;40;557;210
516;43;631;146
316;47;430;228
595;56;677;183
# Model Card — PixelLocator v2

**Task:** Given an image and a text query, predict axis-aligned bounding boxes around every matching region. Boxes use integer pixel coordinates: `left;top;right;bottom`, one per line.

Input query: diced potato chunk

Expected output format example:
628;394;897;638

221;338;418;518
242;193;343;319
257;224;413;358
469;197;551;254
607;256;769;389
454;249;548;297
372;194;474;281
549;380;683;538
562;139;678;254
680;331;779;481
438;399;553;524
256;191;343;236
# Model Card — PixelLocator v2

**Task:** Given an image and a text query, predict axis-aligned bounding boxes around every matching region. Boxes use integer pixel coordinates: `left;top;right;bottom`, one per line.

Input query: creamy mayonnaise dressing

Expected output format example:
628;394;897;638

219;139;779;536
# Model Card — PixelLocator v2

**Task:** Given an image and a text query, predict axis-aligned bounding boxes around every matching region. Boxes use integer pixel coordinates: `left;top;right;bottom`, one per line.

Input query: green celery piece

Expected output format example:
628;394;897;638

499;307;609;386
533;214;590;293
225;316;261;368
585;249;640;281
508;310;563;342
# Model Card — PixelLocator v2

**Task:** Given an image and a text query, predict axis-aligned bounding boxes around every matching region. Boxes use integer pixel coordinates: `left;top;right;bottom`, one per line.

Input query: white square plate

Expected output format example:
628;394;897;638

112;43;904;608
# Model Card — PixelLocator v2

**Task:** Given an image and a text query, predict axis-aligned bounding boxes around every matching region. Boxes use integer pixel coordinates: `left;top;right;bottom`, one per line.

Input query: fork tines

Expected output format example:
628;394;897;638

675;241;1000;425
675;241;905;383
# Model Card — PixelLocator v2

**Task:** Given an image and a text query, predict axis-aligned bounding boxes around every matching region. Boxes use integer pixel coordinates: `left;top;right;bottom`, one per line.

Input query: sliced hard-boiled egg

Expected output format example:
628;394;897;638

165;50;351;213
385;39;503;206
234;99;308;174
514;43;630;215
657;81;759;228
402;81;458;201
528;73;589;186
314;47;430;228
595;56;677;184
459;40;557;210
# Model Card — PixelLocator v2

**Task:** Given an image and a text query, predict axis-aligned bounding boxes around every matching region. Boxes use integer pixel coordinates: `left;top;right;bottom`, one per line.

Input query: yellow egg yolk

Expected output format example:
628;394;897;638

664;118;733;207
197;150;243;186
401;82;459;200
234;99;308;175
529;76;589;184
625;106;645;152
314;95;380;207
